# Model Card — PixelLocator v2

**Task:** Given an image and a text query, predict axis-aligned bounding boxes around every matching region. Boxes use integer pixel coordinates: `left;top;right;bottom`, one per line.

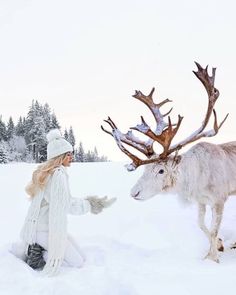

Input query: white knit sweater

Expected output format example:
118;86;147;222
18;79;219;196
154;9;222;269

20;165;90;275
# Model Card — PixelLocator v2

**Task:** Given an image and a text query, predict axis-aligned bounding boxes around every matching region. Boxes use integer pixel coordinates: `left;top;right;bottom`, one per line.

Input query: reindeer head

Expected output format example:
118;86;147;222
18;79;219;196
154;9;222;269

102;62;228;201
131;156;181;200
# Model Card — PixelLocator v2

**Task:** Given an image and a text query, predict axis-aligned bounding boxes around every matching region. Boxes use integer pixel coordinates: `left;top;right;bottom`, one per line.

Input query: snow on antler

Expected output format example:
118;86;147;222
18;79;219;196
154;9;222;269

102;62;228;170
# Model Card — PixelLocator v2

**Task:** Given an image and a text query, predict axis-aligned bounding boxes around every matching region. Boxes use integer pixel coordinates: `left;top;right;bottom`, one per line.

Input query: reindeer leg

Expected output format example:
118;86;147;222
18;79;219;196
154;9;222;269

198;203;210;240
205;203;224;263
198;203;224;253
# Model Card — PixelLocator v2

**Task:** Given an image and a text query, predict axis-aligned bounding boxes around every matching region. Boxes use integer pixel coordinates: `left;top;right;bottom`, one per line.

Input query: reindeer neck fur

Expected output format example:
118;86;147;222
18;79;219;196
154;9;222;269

174;141;236;205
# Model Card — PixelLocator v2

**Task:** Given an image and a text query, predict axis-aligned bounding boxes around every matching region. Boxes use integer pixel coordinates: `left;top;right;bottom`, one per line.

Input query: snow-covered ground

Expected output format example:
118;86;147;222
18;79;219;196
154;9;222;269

1;162;236;295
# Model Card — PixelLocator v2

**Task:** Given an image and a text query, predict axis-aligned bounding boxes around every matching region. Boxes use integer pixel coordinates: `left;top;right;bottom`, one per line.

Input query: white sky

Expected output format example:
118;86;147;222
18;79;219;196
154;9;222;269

0;0;236;161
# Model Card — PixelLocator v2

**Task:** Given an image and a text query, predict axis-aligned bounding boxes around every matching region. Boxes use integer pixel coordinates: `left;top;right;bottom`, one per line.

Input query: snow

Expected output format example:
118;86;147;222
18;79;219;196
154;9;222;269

1;162;236;294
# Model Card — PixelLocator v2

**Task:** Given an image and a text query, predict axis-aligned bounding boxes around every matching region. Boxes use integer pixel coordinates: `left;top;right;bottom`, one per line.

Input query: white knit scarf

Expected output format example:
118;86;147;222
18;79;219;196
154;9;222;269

20;167;70;275
20;189;44;245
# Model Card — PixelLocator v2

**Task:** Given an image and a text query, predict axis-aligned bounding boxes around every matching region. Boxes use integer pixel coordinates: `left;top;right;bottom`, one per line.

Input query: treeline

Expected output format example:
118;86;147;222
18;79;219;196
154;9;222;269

0;100;108;164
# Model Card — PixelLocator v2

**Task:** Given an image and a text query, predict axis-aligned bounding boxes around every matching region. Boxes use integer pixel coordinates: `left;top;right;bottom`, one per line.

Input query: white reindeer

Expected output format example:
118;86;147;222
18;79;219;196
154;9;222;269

102;62;234;262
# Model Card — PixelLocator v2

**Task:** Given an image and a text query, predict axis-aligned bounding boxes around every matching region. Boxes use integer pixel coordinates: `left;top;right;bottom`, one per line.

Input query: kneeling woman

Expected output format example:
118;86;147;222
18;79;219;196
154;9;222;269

20;129;115;276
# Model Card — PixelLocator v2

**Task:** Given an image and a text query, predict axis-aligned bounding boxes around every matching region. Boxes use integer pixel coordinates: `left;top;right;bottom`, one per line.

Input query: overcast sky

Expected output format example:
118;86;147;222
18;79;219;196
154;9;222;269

0;0;236;161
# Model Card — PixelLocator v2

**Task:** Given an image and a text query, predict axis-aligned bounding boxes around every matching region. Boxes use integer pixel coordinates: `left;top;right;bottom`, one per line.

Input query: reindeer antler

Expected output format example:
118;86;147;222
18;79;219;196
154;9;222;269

168;62;229;155
101;116;153;169
101;87;178;170
101;62;229;171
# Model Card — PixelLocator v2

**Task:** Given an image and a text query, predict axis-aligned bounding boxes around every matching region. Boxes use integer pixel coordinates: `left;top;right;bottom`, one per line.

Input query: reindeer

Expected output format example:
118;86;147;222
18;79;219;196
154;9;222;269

101;62;236;263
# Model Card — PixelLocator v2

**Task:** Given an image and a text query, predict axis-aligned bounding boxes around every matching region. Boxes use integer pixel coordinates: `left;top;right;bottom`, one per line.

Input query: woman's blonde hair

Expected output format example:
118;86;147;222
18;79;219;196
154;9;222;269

25;153;67;197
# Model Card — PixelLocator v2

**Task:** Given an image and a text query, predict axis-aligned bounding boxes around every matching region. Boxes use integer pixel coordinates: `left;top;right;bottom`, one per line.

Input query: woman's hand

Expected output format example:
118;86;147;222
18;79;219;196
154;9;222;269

86;196;116;214
41;258;62;277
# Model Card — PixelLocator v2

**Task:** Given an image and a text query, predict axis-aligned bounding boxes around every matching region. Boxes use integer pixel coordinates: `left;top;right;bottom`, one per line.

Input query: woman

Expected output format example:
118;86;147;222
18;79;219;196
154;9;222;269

20;129;115;276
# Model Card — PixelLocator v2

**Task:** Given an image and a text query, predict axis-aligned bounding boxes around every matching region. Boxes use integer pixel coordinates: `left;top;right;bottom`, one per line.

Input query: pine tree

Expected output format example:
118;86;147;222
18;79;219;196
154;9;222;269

0;142;8;163
42;103;51;132
51;113;60;129
6;117;15;140
76;142;85;162
23;117;27;135
68;126;76;148
99;155;108;162
33;116;47;162
15;116;25;136
24;100;36;155
34;100;43;117
64;129;69;140
93;146;98;161
9;135;27;162
85;150;94;162
0;116;7;141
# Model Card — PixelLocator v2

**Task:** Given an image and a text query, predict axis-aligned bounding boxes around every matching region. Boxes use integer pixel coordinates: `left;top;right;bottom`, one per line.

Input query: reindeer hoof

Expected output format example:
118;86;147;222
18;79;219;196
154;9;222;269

217;238;224;252
204;253;220;263
230;242;236;249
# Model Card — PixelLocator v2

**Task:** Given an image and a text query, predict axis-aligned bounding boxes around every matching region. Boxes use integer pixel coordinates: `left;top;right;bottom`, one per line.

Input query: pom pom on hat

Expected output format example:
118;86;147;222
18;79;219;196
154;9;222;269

46;128;73;160
46;129;62;143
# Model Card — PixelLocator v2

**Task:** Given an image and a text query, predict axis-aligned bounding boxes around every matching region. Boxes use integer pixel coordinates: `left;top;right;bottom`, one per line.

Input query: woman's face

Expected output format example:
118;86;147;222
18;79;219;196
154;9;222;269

62;152;74;167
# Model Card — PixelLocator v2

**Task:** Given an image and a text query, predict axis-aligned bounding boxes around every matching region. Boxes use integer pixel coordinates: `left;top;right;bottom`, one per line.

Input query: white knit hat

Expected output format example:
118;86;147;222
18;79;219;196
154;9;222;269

46;129;73;160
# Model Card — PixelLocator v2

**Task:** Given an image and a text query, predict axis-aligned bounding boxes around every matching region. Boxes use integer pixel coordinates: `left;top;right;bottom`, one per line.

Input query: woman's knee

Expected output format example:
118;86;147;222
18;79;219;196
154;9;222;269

64;243;85;267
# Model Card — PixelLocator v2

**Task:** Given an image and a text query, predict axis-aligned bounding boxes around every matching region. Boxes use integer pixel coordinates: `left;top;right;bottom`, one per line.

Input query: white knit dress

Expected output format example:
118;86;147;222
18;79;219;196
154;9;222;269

20;165;91;275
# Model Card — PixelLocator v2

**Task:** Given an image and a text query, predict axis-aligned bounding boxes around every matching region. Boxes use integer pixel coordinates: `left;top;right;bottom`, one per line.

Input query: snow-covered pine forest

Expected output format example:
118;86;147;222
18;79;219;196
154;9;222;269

0;100;108;164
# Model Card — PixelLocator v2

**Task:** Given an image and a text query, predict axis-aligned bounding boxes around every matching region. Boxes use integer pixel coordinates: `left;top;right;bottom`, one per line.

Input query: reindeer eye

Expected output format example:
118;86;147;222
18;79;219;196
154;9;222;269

159;169;164;174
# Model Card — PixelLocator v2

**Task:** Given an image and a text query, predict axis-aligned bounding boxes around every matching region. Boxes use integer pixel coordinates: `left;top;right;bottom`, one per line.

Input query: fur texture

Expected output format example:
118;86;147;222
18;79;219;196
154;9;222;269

131;141;236;262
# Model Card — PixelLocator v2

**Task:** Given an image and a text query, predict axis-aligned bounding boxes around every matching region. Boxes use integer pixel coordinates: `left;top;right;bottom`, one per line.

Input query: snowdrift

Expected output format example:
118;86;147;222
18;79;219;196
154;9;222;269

1;162;236;295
